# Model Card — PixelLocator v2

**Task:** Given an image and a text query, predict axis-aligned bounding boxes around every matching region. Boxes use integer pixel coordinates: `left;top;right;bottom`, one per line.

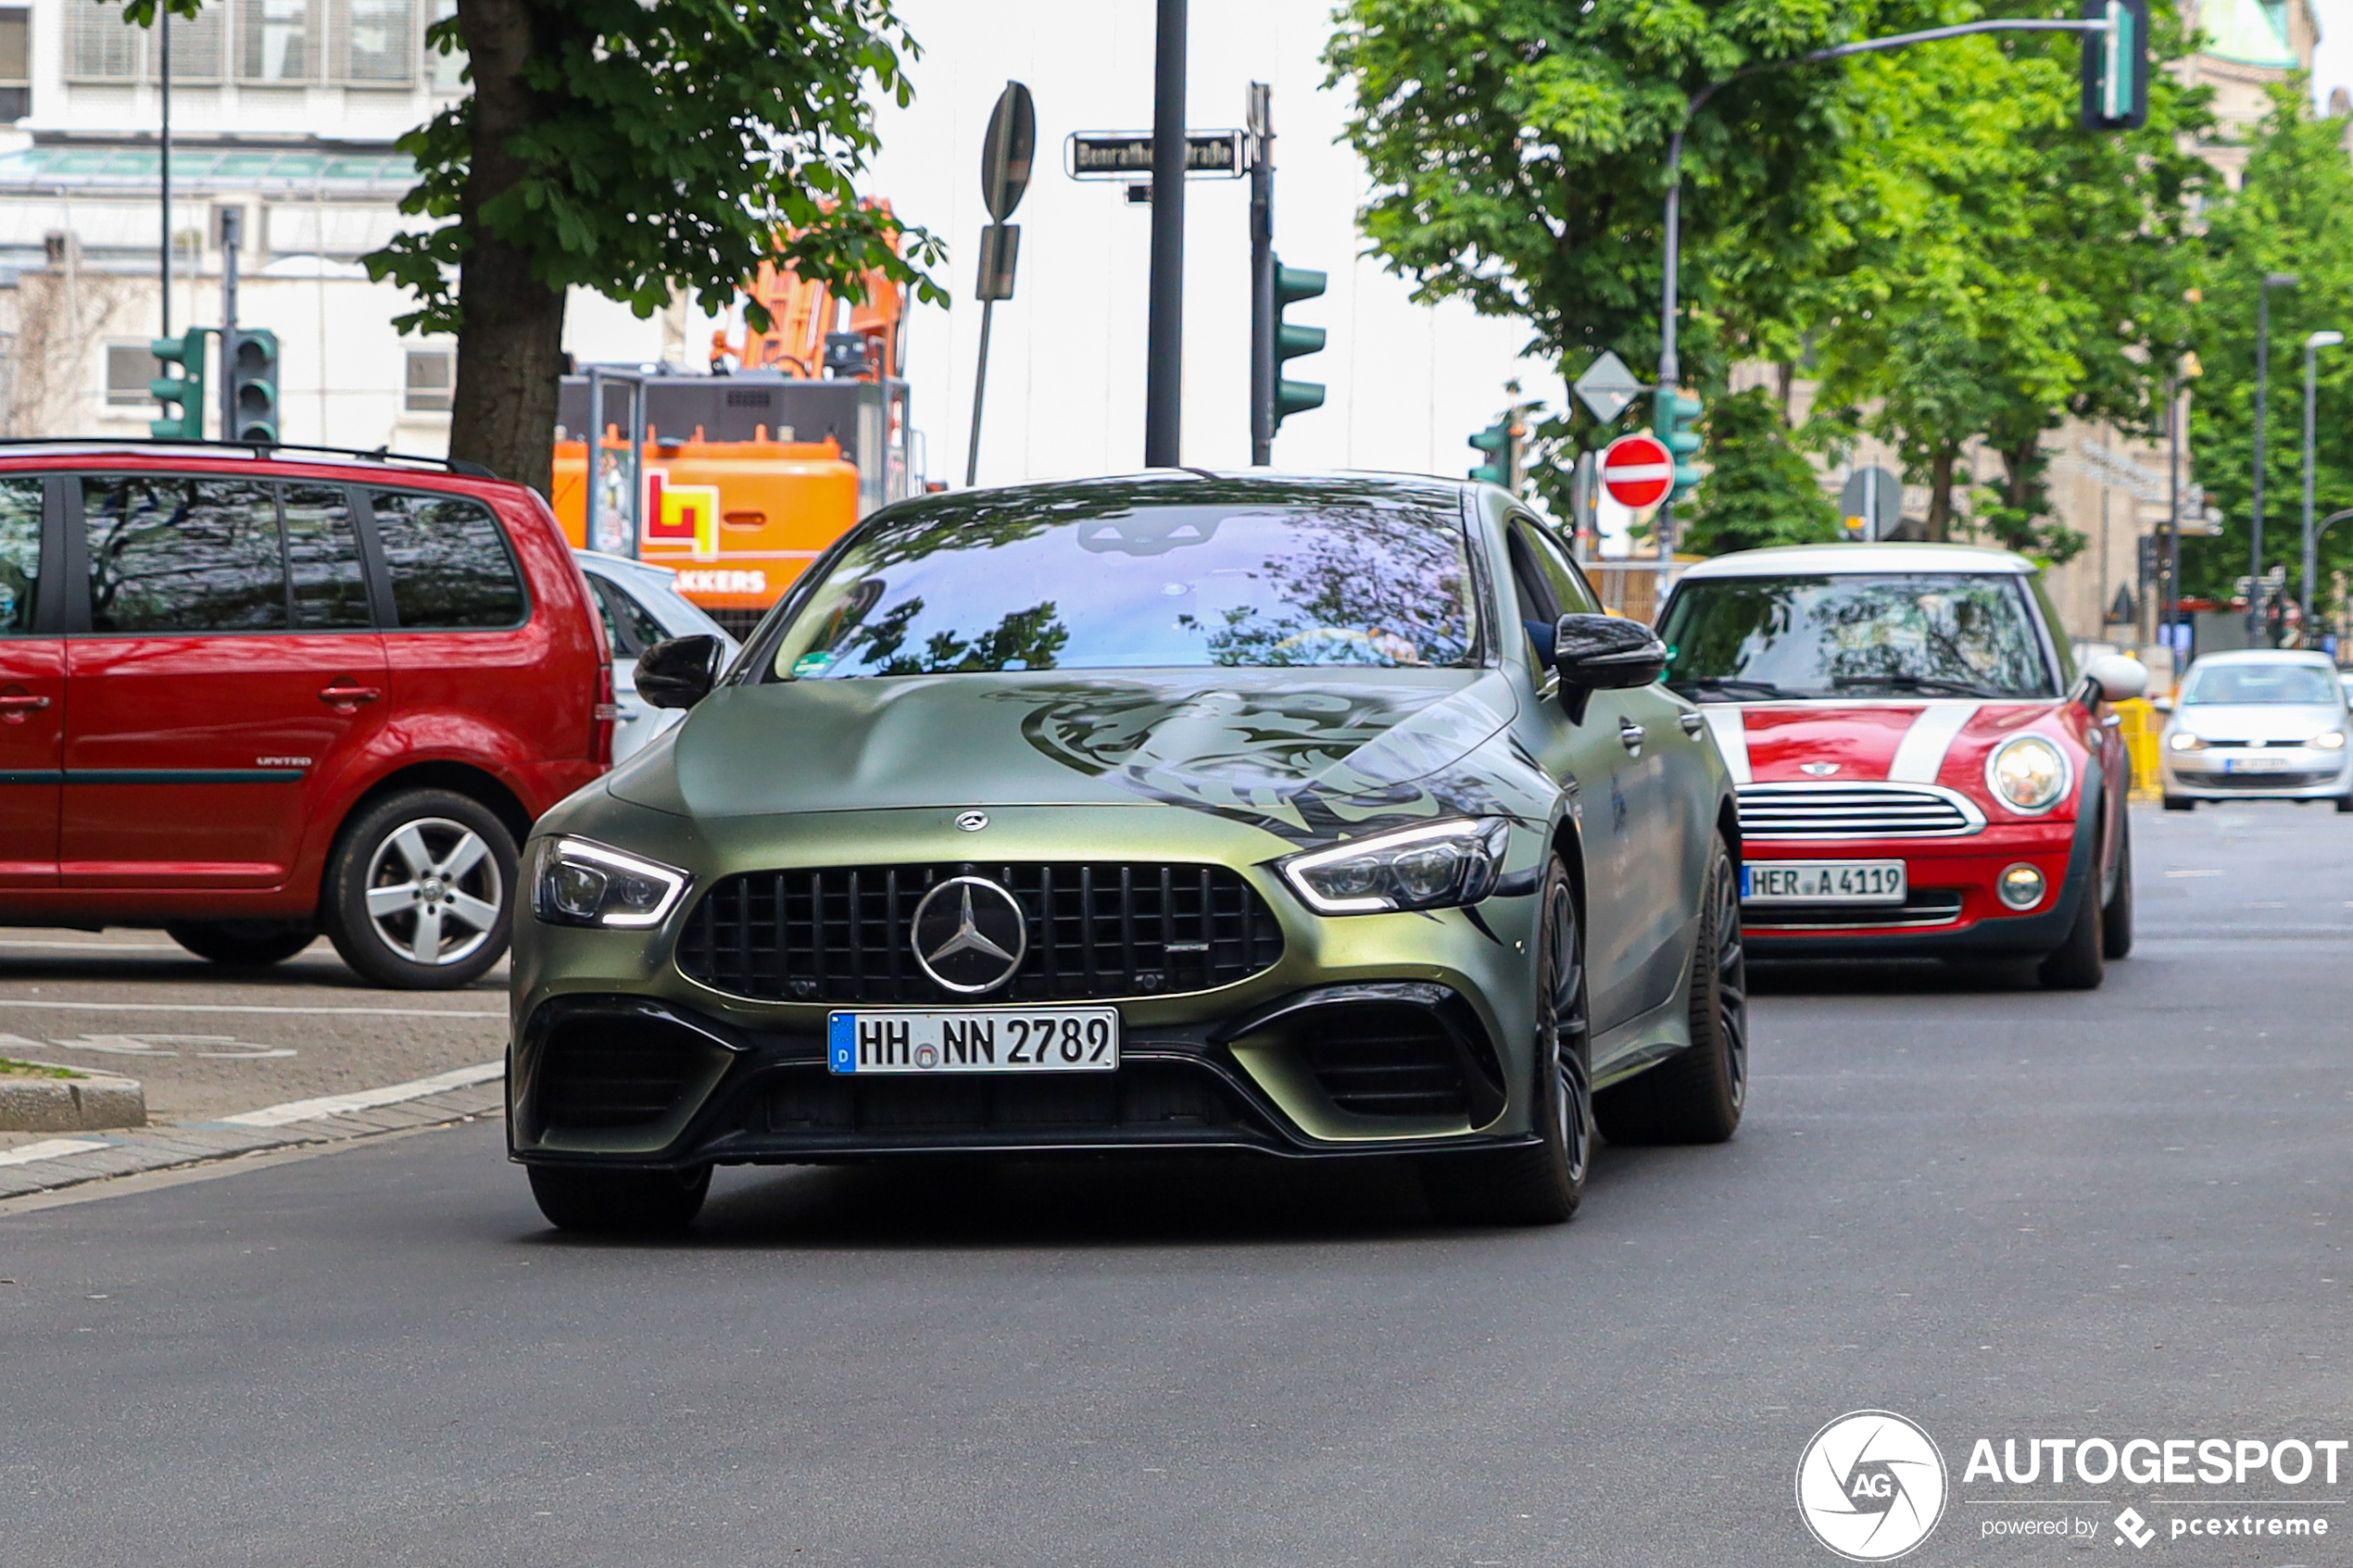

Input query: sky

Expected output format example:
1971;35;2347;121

2317;0;2351;103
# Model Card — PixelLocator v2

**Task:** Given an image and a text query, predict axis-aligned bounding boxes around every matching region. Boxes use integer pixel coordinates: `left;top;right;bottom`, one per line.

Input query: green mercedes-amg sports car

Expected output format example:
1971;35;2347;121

510;473;1743;1230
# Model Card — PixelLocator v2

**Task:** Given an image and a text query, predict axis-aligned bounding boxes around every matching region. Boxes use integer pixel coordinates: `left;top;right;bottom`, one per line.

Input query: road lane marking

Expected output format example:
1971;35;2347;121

0;998;500;1019
215;1060;505;1127
0;1137;111;1167
2166;869;2224;877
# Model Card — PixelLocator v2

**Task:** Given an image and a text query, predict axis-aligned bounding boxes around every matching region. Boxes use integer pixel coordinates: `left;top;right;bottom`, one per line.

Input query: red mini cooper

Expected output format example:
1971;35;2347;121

1654;544;2144;989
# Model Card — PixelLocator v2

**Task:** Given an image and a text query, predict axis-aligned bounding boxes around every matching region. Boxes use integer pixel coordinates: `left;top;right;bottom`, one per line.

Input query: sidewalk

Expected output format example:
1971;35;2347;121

0;1060;506;1200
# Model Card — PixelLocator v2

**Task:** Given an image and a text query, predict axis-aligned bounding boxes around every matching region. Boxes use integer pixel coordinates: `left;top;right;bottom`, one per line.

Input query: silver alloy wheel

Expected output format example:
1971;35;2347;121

361;816;503;966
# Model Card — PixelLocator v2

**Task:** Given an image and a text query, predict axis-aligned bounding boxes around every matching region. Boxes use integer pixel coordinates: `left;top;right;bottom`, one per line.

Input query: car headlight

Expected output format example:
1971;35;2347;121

2166;731;2208;752
529;836;691;928
2313;731;2347;751
1277;818;1512;915
1986;734;2070;813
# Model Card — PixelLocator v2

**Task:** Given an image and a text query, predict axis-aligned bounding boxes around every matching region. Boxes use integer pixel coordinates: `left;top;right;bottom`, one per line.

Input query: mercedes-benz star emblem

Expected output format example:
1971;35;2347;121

910;875;1027;994
954;809;989;832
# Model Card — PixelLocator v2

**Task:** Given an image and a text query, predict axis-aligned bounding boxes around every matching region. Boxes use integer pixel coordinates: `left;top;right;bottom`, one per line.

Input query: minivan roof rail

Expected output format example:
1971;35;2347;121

0;437;501;481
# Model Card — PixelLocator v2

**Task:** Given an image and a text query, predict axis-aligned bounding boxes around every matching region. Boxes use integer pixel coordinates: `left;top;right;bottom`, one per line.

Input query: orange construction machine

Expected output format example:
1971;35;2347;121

551;216;921;635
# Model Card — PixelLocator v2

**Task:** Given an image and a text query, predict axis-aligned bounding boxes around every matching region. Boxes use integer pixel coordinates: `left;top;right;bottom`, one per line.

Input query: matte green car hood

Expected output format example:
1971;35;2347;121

605;667;1518;844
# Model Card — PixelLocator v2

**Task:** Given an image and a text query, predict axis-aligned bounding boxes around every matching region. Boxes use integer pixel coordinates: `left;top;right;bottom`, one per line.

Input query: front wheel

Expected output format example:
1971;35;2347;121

1595;838;1746;1144
2161;795;2195;811
1420;856;1589;1225
2101;811;2134;960
2038;871;2107;991
165;920;317;967
321;789;518;990
528;1165;711;1235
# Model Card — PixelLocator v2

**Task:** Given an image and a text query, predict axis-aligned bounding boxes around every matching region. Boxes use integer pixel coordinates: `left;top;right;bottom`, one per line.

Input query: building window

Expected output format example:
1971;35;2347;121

403;348;453;412
157;2;227;82
68;0;139;82
105;344;163;408
425;0;463;92
335;0;414;82
237;0;317;83
0;7;28;120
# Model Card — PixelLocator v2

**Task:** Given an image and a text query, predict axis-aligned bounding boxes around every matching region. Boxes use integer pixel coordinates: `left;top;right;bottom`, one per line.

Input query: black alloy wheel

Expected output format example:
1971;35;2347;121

528;1164;712;1235
1421;855;1590;1225
165;921;318;967
1595;838;1746;1145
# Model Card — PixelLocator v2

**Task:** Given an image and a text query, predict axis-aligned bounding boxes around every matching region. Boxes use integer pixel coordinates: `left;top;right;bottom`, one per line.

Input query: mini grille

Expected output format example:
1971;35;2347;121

1737;783;1982;839
1743;890;1967;930
676;862;1285;1004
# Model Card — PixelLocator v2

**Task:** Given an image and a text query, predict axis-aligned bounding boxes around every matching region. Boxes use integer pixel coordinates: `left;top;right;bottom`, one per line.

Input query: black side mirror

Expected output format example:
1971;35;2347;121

1554;613;1668;689
635;634;724;710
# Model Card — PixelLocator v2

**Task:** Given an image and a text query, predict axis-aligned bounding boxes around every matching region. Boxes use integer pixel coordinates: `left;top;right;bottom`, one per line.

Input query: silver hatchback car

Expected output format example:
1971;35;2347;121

2159;650;2353;810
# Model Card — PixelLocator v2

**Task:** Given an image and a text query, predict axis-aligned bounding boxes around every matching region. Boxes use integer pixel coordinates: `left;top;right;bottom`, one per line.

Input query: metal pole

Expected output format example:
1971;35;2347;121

1655;121;1692;560
626;373;647;560
585;367;604;553
963;299;995;486
2165;373;2182;661
158;6;170;340
2304;337;2331;638
1248;82;1273;467
1143;0;1187;469
218;207;240;442
2254;287;2271;646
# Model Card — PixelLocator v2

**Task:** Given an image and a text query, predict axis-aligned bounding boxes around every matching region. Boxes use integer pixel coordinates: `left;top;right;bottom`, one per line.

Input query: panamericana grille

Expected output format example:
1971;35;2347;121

676;862;1285;1004
1737;783;1982;840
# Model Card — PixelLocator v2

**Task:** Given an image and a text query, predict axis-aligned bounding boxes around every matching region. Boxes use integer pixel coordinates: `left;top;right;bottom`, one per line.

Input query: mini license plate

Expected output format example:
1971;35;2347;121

1741;859;1907;906
2223;754;2292;773
826;1008;1120;1074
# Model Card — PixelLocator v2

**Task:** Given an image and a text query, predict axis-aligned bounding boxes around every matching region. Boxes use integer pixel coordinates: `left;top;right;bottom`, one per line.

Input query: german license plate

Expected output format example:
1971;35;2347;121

2224;754;2291;773
826;1008;1120;1074
1741;860;1906;906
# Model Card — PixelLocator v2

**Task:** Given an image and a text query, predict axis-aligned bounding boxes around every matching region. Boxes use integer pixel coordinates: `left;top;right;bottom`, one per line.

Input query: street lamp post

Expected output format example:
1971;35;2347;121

2252;272;2299;646
2303;330;2343;642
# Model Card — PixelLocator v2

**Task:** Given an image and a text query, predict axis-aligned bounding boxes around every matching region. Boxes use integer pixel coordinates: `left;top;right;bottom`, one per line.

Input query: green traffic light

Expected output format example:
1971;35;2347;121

1654;388;1705;501
147;328;209;440
1273;260;1327;431
1468;420;1512;486
230;329;281;444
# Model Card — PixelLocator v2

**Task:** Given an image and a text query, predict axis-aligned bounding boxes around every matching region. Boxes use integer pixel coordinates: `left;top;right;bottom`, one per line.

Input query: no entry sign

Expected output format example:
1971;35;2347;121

1600;433;1673;509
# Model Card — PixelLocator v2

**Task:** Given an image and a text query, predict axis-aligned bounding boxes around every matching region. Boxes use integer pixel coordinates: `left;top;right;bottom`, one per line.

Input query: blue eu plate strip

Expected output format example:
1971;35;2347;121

828;1012;856;1073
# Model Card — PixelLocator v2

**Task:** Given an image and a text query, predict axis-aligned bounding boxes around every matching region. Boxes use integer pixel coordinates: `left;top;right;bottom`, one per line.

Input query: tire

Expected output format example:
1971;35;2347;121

2101;811;2133;960
2037;869;2106;991
528;1164;710;1235
165;920;317;967
2335;794;2353;815
1594;838;1747;1145
2161;795;2195;812
321;788;519;990
1420;856;1590;1225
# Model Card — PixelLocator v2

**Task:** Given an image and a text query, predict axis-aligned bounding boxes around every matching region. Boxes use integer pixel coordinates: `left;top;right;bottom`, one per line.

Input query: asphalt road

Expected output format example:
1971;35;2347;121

3;801;2347;1568
0;933;506;1140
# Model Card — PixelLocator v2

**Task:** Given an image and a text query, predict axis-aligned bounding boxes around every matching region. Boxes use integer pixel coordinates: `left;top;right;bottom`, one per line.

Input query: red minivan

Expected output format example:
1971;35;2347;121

0;443;610;989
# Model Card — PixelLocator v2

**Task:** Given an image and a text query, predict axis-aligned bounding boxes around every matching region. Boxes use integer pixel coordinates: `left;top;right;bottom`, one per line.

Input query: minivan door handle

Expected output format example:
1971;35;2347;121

319;682;383;710
0;687;52;722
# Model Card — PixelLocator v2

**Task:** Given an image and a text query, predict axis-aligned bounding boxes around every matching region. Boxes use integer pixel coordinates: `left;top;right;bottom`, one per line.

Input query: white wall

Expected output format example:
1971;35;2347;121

863;0;1550;486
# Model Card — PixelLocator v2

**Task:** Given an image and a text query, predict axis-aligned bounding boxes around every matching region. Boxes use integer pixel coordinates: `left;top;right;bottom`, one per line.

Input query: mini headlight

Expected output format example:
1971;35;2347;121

2312;731;2347;751
1987;734;2070;813
1997;862;2046;910
2165;731;2208;752
1277;818;1513;915
529;836;691;928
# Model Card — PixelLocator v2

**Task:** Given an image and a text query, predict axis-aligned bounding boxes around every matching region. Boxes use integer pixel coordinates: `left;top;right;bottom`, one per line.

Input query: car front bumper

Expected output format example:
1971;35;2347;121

508;803;1554;1170
1736;817;2090;960
2161;749;2352;800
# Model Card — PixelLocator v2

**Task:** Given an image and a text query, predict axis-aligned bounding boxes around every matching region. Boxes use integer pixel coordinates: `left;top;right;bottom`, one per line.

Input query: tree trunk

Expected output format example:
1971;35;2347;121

1775;361;1795;421
447;0;566;496
1925;446;1957;542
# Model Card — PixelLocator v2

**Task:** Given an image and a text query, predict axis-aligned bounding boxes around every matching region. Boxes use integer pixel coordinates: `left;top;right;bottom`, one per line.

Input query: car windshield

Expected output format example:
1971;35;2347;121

1657;572;2056;701
765;485;1478;678
2183;661;2342;705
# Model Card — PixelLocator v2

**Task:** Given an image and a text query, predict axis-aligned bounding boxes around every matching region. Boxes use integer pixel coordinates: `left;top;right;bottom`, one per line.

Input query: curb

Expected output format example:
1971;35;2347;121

0;1060;505;1200
0;1066;146;1134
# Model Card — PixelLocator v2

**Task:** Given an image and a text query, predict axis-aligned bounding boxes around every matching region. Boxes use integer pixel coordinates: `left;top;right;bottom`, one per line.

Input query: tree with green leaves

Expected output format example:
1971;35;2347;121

117;0;944;494
1680;387;1842;555
2181;85;2353;633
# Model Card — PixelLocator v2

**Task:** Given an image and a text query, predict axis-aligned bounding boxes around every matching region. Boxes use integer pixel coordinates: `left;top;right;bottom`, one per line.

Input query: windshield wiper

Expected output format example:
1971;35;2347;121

1832;673;1997;697
1673;675;1787;698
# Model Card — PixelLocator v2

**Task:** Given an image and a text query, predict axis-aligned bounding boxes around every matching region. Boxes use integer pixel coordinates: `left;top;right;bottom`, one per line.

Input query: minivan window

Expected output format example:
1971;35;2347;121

285;483;371;630
0;478;40;633
370;492;524;630
83;476;288;633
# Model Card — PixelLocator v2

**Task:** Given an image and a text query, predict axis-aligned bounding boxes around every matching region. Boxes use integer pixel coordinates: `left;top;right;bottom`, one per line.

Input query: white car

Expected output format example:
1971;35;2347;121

573;551;741;762
2159;649;2353;811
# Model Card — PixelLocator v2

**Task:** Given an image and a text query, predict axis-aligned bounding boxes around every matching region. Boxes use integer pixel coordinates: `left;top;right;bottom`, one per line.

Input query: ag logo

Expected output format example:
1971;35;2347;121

1796;1410;1948;1562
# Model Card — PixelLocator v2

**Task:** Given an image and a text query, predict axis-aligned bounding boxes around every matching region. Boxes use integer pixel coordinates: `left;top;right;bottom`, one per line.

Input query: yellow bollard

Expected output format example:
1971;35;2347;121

2111;696;2164;802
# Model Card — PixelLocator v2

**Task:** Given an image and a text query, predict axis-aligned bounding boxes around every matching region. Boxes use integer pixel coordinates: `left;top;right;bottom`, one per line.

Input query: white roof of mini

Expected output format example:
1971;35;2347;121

2187;647;2338;667
1675;543;2038;579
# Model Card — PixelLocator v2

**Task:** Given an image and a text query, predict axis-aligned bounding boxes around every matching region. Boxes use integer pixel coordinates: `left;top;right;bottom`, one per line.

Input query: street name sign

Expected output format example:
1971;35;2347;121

1600;433;1674;509
1573;350;1646;425
1066;131;1246;180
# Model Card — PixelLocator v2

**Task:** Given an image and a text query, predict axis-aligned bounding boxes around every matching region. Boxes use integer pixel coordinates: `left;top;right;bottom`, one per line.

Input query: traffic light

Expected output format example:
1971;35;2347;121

1274;259;1326;427
2080;0;2149;132
1468;416;1513;486
148;328;209;440
228;329;280;444
1655;387;1704;501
